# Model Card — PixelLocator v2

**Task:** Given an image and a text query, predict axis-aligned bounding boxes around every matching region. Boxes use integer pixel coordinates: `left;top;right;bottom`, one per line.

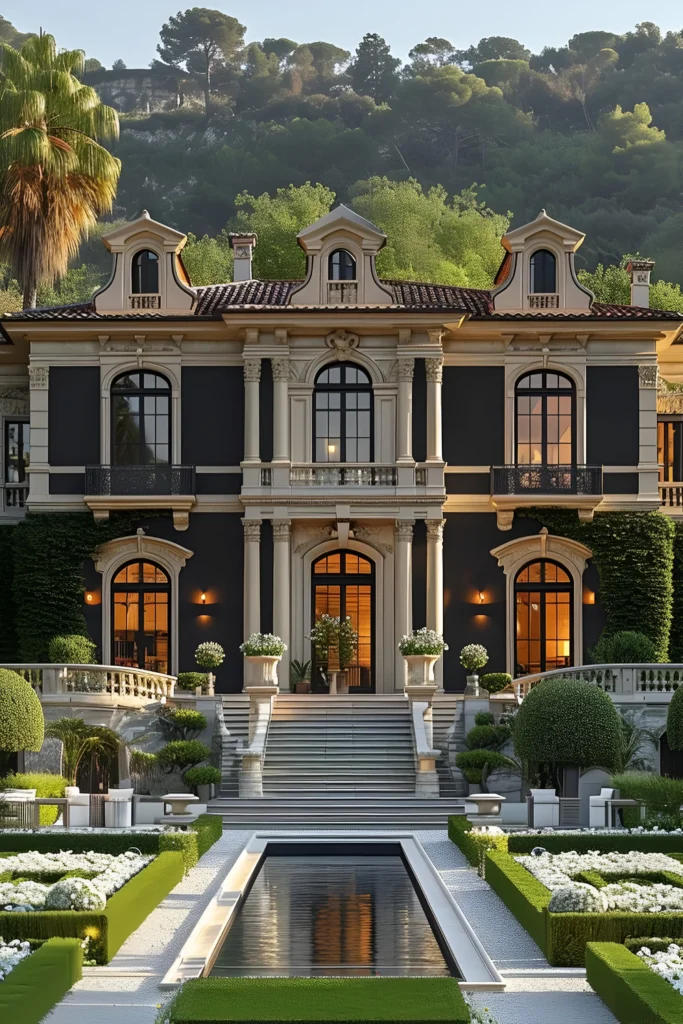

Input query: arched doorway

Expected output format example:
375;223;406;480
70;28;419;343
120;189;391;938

311;550;374;692
112;559;170;674
515;559;573;676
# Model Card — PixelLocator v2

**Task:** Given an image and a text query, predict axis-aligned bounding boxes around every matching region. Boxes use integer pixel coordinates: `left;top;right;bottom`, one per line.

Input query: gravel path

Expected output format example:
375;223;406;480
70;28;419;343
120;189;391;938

44;829;618;1024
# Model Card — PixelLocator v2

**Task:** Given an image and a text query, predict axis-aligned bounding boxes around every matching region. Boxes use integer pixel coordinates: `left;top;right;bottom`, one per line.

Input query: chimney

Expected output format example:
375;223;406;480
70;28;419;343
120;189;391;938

229;233;257;282
626;258;655;308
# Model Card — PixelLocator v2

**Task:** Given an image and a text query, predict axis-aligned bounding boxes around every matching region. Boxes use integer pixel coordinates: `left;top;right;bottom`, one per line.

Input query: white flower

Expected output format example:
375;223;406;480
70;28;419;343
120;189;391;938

398;628;448;655
0;938;31;981
460;644;488;671
239;633;287;657
0;850;152;912
637;944;683;996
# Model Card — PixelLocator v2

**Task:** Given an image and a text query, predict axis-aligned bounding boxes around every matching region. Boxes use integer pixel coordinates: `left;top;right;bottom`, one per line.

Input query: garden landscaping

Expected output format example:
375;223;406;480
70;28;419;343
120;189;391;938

0;936;82;1024
586;941;683;1024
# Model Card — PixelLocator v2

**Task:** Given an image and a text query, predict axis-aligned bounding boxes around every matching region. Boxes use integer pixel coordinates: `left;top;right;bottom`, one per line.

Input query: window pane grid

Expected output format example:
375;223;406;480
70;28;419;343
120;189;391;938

515;560;572;676
314;363;373;464
112;373;171;466
516;372;574;468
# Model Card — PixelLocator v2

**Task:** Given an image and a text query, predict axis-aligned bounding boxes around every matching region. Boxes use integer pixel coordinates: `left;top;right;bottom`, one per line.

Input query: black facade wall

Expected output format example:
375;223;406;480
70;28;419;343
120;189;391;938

583;561;605;656
412;360;427;463
411;520;427;632
260;520;274;635
194;473;242;494
586;366;639;467
181;367;244;466
260;361;274;464
49;473;85;494
442;367;505;466
49;367;100;466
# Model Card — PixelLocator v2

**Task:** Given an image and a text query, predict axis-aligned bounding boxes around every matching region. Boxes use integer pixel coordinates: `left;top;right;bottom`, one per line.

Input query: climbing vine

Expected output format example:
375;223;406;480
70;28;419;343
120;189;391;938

0;525;17;661
518;509;675;662
670;521;683;663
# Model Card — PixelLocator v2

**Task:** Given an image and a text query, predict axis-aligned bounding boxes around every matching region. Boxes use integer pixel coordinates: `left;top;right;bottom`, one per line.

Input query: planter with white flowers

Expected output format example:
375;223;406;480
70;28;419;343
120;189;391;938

240;633;287;689
194;642;225;695
398;628;448;688
460;644;489;695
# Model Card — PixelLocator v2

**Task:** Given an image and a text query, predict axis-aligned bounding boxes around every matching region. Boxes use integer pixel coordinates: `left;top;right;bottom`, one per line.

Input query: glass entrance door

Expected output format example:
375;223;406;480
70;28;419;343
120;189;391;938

515;560;572;677
112;560;170;674
311;551;374;692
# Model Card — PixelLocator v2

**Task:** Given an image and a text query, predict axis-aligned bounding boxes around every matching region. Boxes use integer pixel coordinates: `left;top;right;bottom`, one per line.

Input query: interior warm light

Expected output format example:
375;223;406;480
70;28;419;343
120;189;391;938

559;641;571;658
478;591;485;604
327;443;336;454
200;593;207;604
584;590;596;605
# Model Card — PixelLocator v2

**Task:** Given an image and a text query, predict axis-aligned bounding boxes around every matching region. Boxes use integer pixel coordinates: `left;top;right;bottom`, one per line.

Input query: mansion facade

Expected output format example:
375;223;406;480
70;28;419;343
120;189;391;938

2;206;683;692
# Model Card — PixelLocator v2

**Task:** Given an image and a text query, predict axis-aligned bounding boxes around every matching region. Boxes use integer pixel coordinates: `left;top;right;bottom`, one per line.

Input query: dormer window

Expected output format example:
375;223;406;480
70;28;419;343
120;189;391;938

529;249;558;308
329;249;356;281
131;249;160;308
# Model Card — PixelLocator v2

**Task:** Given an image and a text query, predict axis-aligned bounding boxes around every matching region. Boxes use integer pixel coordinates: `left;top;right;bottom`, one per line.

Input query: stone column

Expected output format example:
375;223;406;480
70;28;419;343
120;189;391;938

243;359;261;463
28;365;50;504
425;358;443;462
394;520;414;689
426;519;445;688
396;358;414;463
272;519;291;687
271;358;290;464
638;364;660;502
242;520;261;688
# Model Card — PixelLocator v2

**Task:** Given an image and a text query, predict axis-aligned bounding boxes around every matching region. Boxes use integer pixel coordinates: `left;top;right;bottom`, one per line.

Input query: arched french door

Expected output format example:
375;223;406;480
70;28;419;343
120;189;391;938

112;560;170;674
515;559;572;676
311;550;374;692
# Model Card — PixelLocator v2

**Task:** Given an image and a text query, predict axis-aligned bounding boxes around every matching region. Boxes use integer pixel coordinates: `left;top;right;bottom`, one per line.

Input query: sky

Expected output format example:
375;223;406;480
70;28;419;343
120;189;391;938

3;0;683;67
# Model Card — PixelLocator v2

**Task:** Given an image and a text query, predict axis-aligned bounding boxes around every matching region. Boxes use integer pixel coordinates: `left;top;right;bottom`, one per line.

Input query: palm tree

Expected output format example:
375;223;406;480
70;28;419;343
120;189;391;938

46;718;119;786
0;33;120;308
614;712;660;774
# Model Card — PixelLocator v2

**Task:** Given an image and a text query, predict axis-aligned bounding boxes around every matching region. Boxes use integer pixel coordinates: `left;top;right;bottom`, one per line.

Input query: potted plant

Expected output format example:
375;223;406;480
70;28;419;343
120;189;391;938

194;642;225;694
460;644;489;695
289;659;311;694
309;615;358;694
398;628;448;688
239;633;287;688
184;764;221;803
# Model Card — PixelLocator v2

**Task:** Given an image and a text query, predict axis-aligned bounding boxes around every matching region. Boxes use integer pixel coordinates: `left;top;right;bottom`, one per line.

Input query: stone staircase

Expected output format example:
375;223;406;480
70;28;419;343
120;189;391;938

208;692;465;828
217;694;250;797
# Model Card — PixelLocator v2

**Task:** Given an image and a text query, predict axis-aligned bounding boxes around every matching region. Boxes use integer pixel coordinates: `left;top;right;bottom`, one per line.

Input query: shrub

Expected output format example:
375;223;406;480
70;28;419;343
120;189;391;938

45;877;105;911
157;740;211;773
547;883;607;913
0;670;44;755
484;849;549;951
190;812;223;857
474;711;494;727
184;765;221;788
514;678;622;774
448;815;508;876
159;708;207;740
464;724;511;750
455;749;514;786
46;634;97;665
586;942;683;1024
240;632;287;657
195;642;225;669
0;937;82;1024
459;644;488;672
0;772;68;826
667;686;683;751
508;833;683;855
176;672;209;692
129;750;158;776
480;672;513;694
611;771;683;821
590;630;658;665
624;936;678;954
397;628;448;655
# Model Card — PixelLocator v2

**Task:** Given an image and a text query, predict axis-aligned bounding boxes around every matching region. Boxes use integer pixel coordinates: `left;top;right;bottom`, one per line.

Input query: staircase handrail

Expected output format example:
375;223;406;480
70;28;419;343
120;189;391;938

506;663;683;700
0;662;176;700
410;697;440;762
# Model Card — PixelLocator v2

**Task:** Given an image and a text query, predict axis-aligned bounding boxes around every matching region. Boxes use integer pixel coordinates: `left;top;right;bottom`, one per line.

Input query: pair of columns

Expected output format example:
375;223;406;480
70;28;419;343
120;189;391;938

396;357;444;463
243;518;291;684
243;357;290;464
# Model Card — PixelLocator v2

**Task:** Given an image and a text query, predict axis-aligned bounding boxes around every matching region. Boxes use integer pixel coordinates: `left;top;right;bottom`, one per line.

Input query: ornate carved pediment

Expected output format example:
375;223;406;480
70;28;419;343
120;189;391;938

325;329;359;360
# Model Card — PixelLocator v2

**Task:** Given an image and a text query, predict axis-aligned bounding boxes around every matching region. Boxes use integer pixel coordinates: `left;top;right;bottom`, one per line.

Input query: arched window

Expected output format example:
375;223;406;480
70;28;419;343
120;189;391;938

131;249;159;294
314;363;373;463
112;371;170;465
516;371;574;467
112;560;170;674
515;560;572;676
328;249;357;281
312;550;374;691
530;249;556;294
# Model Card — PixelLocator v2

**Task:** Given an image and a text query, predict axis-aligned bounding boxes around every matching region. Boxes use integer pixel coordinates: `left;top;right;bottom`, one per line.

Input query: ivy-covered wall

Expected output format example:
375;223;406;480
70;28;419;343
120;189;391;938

519;509;675;662
670;521;683;663
0;526;17;661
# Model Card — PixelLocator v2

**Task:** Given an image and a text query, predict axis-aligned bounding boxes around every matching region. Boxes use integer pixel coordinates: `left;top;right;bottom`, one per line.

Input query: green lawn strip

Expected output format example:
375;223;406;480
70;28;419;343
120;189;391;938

0;937;82;1024
0;850;184;962
586;942;683;1024
169;978;470;1023
483;850;548;952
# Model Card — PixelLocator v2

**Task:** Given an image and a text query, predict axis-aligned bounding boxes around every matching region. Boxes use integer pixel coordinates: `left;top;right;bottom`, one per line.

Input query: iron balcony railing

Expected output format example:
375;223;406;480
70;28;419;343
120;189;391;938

85;465;195;496
491;465;603;496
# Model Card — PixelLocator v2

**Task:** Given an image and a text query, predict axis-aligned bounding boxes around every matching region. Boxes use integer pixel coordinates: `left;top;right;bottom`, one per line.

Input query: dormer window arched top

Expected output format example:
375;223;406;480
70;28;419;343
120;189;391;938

530;249;557;295
131;249;160;295
328;249;357;282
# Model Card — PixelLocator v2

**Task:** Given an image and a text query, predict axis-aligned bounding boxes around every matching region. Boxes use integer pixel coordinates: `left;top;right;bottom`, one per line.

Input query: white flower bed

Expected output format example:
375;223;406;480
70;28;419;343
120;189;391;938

0;938;31;981
516;849;683;914
637;943;683;996
513;826;683;837
0;850;152;912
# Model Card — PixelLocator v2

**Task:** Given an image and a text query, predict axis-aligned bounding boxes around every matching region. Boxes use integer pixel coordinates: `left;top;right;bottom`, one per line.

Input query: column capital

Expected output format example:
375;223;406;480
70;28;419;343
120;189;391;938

271;357;290;382
426;519;445;540
244;359;262;382
425;358;444;383
396;357;415;382
272;519;291;540
395;519;414;541
29;365;49;389
242;518;262;540
638;364;658;389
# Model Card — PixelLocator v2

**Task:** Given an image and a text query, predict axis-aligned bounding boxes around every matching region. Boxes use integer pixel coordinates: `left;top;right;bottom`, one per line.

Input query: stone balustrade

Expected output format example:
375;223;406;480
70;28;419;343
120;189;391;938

507;664;683;701
0;663;175;702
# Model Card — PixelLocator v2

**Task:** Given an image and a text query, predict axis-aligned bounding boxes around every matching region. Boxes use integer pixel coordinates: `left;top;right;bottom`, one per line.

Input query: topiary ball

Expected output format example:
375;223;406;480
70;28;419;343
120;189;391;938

45;877;106;911
548;883;607;914
513;678;622;771
0;670;44;753
667;686;683;751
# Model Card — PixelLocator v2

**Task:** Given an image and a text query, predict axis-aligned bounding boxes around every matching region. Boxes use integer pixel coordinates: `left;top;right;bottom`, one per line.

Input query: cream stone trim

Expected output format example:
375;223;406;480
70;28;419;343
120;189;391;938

84;495;196;531
94;530;194;675
490;528;592;676
303;348;383;385
505;359;587;466
100;360;182;465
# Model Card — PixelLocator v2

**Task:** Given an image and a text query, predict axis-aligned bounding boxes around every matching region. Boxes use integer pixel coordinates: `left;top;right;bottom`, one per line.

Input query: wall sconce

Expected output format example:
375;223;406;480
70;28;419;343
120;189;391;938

584;589;596;605
478;591;485;604
85;592;94;604
84;591;100;605
200;593;207;605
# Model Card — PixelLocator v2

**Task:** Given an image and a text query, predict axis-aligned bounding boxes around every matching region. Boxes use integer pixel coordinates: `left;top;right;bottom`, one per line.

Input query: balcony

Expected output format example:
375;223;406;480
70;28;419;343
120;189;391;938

128;293;161;309
290;465;398;487
490;464;603;530
2;481;28;516
659;482;683;514
84;465;196;530
528;293;559;309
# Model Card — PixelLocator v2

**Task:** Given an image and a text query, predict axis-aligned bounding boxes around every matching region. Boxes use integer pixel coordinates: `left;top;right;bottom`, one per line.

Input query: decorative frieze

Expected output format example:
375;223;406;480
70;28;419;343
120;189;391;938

28;365;49;389
271;358;290;382
243;359;262;383
396;358;415;382
638;365;658;389
242;519;262;541
425;358;444;383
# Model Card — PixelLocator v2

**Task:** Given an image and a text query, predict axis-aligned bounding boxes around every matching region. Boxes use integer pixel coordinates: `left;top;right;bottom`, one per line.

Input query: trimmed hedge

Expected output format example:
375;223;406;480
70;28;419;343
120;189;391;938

0;937;82;1024
448;815;508;875
0;771;68;826
0;850;184;962
168;977;471;1023
586;942;683;1024
485;849;683;966
507;833;683;855
0;813;222;871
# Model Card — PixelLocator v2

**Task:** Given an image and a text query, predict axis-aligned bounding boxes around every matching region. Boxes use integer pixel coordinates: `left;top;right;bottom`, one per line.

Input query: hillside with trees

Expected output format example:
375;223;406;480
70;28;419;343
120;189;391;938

2;13;683;308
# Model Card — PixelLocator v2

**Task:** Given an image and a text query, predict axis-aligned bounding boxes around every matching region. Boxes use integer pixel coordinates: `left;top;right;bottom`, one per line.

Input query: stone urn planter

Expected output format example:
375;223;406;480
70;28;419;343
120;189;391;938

196;783;213;803
402;654;441;688
244;655;281;689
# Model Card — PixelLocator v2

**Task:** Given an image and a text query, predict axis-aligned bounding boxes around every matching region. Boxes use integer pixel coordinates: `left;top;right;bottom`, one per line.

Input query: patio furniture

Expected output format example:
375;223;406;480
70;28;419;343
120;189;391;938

528;788;560;828
33;798;70;828
161;793;199;816
0;794;35;828
605;797;643;829
589;788;616;828
104;787;133;828
133;795;166;825
65;787;90;827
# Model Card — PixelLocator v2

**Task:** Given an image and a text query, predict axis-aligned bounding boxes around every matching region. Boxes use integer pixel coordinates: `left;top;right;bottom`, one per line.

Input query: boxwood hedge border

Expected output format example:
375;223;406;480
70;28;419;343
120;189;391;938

0;937;82;1024
586;941;683;1024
